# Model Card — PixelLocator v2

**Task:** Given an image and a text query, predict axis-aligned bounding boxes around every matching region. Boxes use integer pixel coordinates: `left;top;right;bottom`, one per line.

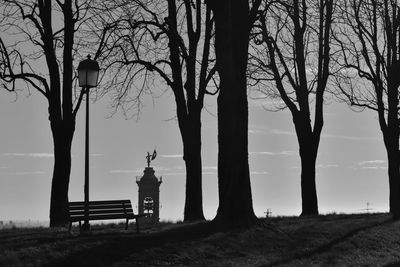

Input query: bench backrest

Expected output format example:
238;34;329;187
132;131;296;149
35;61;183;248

68;199;134;219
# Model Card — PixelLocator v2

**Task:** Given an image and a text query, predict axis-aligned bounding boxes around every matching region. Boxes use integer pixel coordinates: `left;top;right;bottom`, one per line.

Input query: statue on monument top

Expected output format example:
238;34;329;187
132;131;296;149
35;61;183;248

146;149;157;167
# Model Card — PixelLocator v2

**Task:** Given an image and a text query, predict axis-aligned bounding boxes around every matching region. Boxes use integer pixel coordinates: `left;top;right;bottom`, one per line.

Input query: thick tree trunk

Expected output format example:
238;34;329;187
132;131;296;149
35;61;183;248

215;93;257;226
299;145;319;216
210;0;258;227
387;150;400;218
183;116;205;221
384;134;400;218
49;121;74;227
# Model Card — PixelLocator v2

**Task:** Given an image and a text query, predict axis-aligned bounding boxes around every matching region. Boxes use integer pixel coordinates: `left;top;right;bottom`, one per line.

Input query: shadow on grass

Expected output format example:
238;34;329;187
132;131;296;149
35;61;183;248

264;217;395;267
44;221;227;266
385;262;400;267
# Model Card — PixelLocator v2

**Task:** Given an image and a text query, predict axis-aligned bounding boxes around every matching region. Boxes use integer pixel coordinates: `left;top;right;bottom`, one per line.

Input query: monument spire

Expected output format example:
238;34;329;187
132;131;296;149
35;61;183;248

137;149;162;223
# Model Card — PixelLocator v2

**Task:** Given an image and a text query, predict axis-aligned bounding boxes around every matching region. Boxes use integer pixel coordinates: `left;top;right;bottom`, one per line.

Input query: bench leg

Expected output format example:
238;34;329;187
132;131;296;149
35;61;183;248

69;222;72;233
136;218;140;233
125;219;129;230
78;221;82;232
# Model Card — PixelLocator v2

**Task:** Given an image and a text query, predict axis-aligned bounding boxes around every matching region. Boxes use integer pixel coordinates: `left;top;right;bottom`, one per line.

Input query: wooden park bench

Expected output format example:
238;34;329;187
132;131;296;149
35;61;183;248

68;199;144;233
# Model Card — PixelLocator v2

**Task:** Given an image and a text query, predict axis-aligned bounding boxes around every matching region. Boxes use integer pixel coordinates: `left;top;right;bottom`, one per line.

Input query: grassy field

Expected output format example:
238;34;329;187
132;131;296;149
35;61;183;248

0;213;400;266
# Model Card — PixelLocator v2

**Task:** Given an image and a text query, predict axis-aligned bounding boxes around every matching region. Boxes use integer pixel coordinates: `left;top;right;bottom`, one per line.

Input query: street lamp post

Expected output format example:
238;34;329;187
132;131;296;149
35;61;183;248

77;55;100;232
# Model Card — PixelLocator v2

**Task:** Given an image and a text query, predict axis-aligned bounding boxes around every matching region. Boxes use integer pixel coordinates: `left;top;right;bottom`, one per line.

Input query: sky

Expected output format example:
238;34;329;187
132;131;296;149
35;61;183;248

0;80;390;223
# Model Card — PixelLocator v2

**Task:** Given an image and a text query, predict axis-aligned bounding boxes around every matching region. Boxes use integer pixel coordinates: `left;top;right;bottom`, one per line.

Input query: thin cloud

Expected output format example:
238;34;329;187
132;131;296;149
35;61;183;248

162;172;186;176
2;152;103;159
110;166;175;174
360;166;387;170
250;171;270;175
2;153;54;158
321;133;379;141
249;150;296;156
250;151;274;155
352;159;387;170
109;170;136;174
268;129;379;141
289;164;338;170
316;164;339;169
162;171;218;176
203;166;217;170
269;129;296;136
358;160;386;166
248;97;286;109
14;171;46;176
249;124;270;130
160;154;183;158
151;166;173;172
248;129;268;135
89;153;104;157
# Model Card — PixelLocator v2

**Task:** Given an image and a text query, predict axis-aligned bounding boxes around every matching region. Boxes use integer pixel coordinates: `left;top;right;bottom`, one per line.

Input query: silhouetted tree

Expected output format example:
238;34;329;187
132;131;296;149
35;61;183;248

207;0;261;226
0;0;104;226
91;0;216;221
249;0;334;216
334;0;400;218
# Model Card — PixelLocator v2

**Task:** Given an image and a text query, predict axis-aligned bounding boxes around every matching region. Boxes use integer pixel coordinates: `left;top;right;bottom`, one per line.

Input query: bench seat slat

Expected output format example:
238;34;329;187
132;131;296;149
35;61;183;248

68;205;132;209
70;213;145;219
70;214;143;222
69;209;134;216
69;205;133;211
69;204;132;210
69;200;131;206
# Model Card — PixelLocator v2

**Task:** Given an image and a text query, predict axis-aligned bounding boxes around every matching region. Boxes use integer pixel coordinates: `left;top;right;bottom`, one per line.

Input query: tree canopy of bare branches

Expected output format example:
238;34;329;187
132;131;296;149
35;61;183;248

250;0;335;215
0;0;105;226
89;0;217;221
334;0;400;218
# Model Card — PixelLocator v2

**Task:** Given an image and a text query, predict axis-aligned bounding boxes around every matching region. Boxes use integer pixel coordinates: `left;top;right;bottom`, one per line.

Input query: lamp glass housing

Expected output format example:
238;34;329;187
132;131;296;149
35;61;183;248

77;55;100;88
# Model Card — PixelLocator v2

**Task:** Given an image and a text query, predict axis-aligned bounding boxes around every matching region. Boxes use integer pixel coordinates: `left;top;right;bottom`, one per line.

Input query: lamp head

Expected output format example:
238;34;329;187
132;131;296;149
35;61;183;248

77;55;100;88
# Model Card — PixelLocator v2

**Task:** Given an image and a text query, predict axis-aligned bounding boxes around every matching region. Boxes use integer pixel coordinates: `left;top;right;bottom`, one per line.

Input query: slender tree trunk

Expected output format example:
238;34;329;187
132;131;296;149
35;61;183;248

49;121;74;227
385;74;400;218
210;0;258;227
167;0;205;222
183;115;205;221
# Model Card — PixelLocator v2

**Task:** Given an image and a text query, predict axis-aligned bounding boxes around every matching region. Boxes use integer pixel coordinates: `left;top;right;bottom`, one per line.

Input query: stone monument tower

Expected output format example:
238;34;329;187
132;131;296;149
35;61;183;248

136;150;162;223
